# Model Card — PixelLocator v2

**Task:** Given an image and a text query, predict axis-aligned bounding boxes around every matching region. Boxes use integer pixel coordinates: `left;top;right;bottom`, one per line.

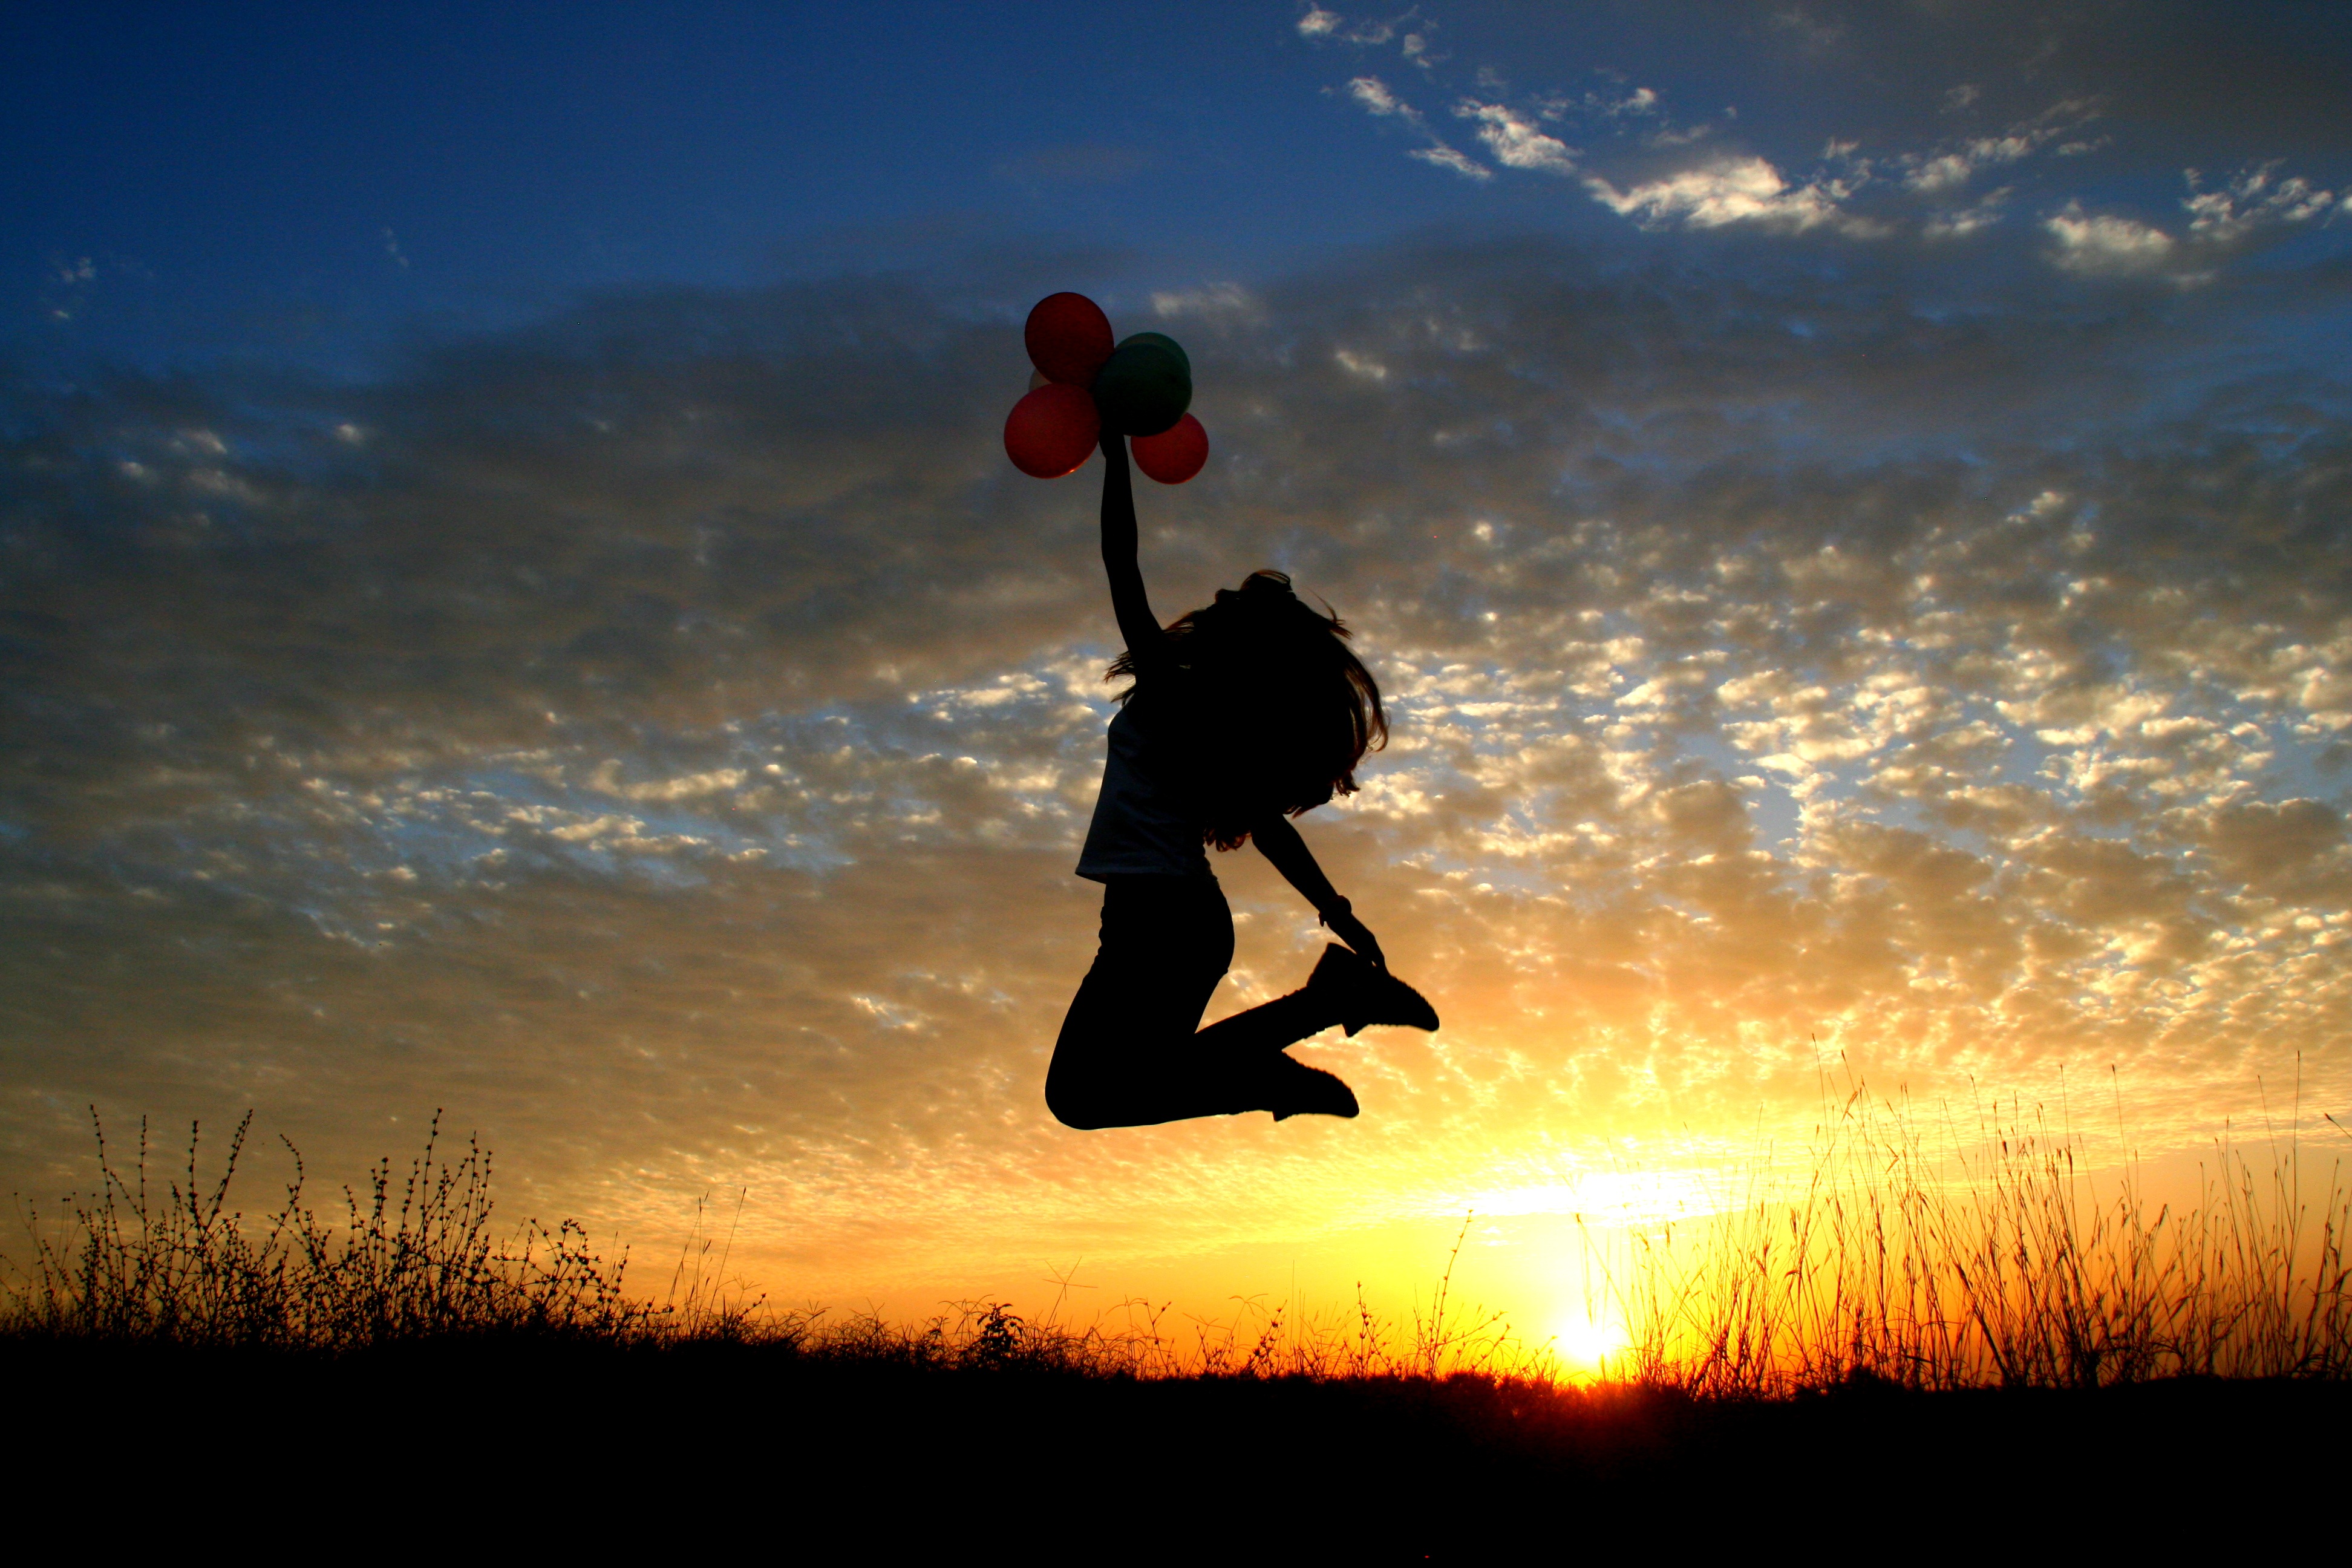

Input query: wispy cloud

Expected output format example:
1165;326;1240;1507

1348;73;1422;128
2036;158;2342;283
2183;162;2339;243
1455;101;1578;175
1410;145;1493;183
2043;202;2178;273
1900;101;2097;195
1344;74;1493;181
1584;156;1878;235
1297;5;1399;47
1150;283;1263;325
1904;134;2039;194
1922;186;2011;240
1297;10;2345;272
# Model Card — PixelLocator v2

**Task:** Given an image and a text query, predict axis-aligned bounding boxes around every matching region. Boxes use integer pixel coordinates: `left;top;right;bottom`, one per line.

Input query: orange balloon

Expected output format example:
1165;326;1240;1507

1131;413;1209;484
1025;292;1114;385
1004;384;1102;478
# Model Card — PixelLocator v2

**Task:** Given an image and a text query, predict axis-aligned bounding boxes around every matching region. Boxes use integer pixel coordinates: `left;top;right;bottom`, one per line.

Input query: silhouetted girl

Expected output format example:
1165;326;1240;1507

1046;436;1439;1129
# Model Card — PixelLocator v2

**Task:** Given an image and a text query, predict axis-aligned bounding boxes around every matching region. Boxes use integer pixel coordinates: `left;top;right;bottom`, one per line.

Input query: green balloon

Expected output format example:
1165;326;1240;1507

1092;341;1192;437
1118;331;1190;379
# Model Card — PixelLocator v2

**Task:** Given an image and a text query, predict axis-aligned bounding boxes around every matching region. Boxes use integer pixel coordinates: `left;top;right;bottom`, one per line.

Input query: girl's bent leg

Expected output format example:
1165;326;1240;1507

1046;878;1247;1129
1046;878;1361;1128
1047;952;1257;1129
1191;988;1334;1057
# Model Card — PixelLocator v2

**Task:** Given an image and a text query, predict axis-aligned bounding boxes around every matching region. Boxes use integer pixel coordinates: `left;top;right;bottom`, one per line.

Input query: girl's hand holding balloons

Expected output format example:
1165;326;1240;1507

1003;292;1209;484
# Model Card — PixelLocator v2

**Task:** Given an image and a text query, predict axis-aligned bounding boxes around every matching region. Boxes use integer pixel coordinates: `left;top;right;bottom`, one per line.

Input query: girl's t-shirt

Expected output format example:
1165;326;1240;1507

1076;690;1210;881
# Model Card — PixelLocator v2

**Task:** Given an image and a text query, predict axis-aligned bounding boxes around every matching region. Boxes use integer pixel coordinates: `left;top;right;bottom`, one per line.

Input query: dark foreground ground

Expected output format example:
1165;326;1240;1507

7;1339;2344;1556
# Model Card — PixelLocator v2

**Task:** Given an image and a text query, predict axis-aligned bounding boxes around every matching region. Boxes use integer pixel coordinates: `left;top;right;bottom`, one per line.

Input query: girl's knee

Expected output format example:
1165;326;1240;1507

1044;1071;1111;1131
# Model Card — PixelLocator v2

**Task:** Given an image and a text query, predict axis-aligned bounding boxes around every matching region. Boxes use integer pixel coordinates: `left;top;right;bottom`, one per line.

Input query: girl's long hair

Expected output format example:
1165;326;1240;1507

1109;570;1387;850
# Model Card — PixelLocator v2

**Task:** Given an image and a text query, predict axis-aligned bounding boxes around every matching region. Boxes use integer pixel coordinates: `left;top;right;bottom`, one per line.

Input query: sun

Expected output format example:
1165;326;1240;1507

1552;1313;1630;1376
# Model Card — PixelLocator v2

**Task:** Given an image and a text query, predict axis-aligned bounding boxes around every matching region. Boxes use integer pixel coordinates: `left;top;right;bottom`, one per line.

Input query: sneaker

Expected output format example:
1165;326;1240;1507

1263;1053;1360;1121
1304;944;1441;1037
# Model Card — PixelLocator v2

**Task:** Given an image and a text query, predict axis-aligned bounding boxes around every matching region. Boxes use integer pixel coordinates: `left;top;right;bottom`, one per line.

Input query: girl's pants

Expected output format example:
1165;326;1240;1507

1045;875;1329;1129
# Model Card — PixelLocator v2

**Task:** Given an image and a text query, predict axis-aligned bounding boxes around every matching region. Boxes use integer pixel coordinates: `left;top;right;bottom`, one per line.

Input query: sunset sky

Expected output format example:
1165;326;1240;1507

7;2;2351;1339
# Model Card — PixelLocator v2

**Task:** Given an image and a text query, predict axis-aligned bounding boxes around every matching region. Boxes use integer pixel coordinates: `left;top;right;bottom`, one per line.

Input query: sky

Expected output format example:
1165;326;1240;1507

7;2;2352;1338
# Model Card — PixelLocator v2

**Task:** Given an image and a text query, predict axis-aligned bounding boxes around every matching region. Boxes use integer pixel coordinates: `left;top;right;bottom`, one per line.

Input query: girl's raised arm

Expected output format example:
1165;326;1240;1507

1100;436;1171;668
1252;812;1387;970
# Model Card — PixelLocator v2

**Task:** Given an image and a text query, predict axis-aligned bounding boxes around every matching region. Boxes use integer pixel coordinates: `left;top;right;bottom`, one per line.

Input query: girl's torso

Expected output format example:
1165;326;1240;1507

1076;689;1211;882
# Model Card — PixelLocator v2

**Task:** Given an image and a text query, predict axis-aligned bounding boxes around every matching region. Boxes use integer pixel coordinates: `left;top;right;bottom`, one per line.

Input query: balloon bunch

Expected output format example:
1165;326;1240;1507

1004;292;1209;483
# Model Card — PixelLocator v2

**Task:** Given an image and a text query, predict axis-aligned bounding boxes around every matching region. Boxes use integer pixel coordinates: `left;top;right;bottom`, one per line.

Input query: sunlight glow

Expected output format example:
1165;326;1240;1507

1551;1313;1629;1376
1467;1168;1731;1226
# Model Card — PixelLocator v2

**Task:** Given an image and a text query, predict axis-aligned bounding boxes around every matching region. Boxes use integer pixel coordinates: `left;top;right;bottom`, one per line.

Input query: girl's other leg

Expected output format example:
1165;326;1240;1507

1045;880;1236;1129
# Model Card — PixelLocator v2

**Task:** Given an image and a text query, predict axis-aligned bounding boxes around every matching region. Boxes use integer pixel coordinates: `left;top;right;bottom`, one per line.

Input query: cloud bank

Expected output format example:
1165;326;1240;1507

6;200;2350;1293
1306;2;2348;278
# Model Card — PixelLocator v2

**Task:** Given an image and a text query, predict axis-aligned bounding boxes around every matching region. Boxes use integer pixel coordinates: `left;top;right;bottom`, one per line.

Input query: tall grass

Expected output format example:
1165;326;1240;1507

7;1082;2348;1390
4;1110;647;1347
1579;1069;2352;1393
0;1107;1553;1376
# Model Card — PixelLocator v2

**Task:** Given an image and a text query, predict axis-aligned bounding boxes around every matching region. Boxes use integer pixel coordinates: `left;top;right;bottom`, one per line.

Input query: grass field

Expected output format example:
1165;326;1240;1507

5;1091;2347;1549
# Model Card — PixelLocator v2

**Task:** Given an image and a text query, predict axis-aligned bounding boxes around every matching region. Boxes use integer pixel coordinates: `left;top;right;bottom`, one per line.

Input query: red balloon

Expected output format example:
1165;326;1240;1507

1004;384;1101;478
1131;413;1209;484
1025;292;1114;386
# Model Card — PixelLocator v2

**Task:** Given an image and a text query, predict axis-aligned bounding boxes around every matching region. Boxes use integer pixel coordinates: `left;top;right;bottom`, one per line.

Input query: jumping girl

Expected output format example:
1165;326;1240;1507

1045;434;1440;1130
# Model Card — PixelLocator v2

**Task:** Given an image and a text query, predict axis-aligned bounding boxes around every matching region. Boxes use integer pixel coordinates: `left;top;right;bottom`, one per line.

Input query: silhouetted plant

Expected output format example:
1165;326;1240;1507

5;1109;650;1348
1578;1063;2352;1394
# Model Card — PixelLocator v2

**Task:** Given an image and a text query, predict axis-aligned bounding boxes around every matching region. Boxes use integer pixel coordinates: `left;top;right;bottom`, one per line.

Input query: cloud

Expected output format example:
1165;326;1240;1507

2044;201;2177;273
2182;163;2338;243
1904;134;2039;195
1297;6;1397;48
1150;283;1264;327
1769;6;1846;52
1410;145;1492;183
1455;101;1578;175
2039;159;2339;279
1299;5;2351;267
1584;156;1877;235
1599;87;1659;119
1899;100;2097;195
1348;74;1422;127
1345;74;1494;181
1923;187;2011;240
